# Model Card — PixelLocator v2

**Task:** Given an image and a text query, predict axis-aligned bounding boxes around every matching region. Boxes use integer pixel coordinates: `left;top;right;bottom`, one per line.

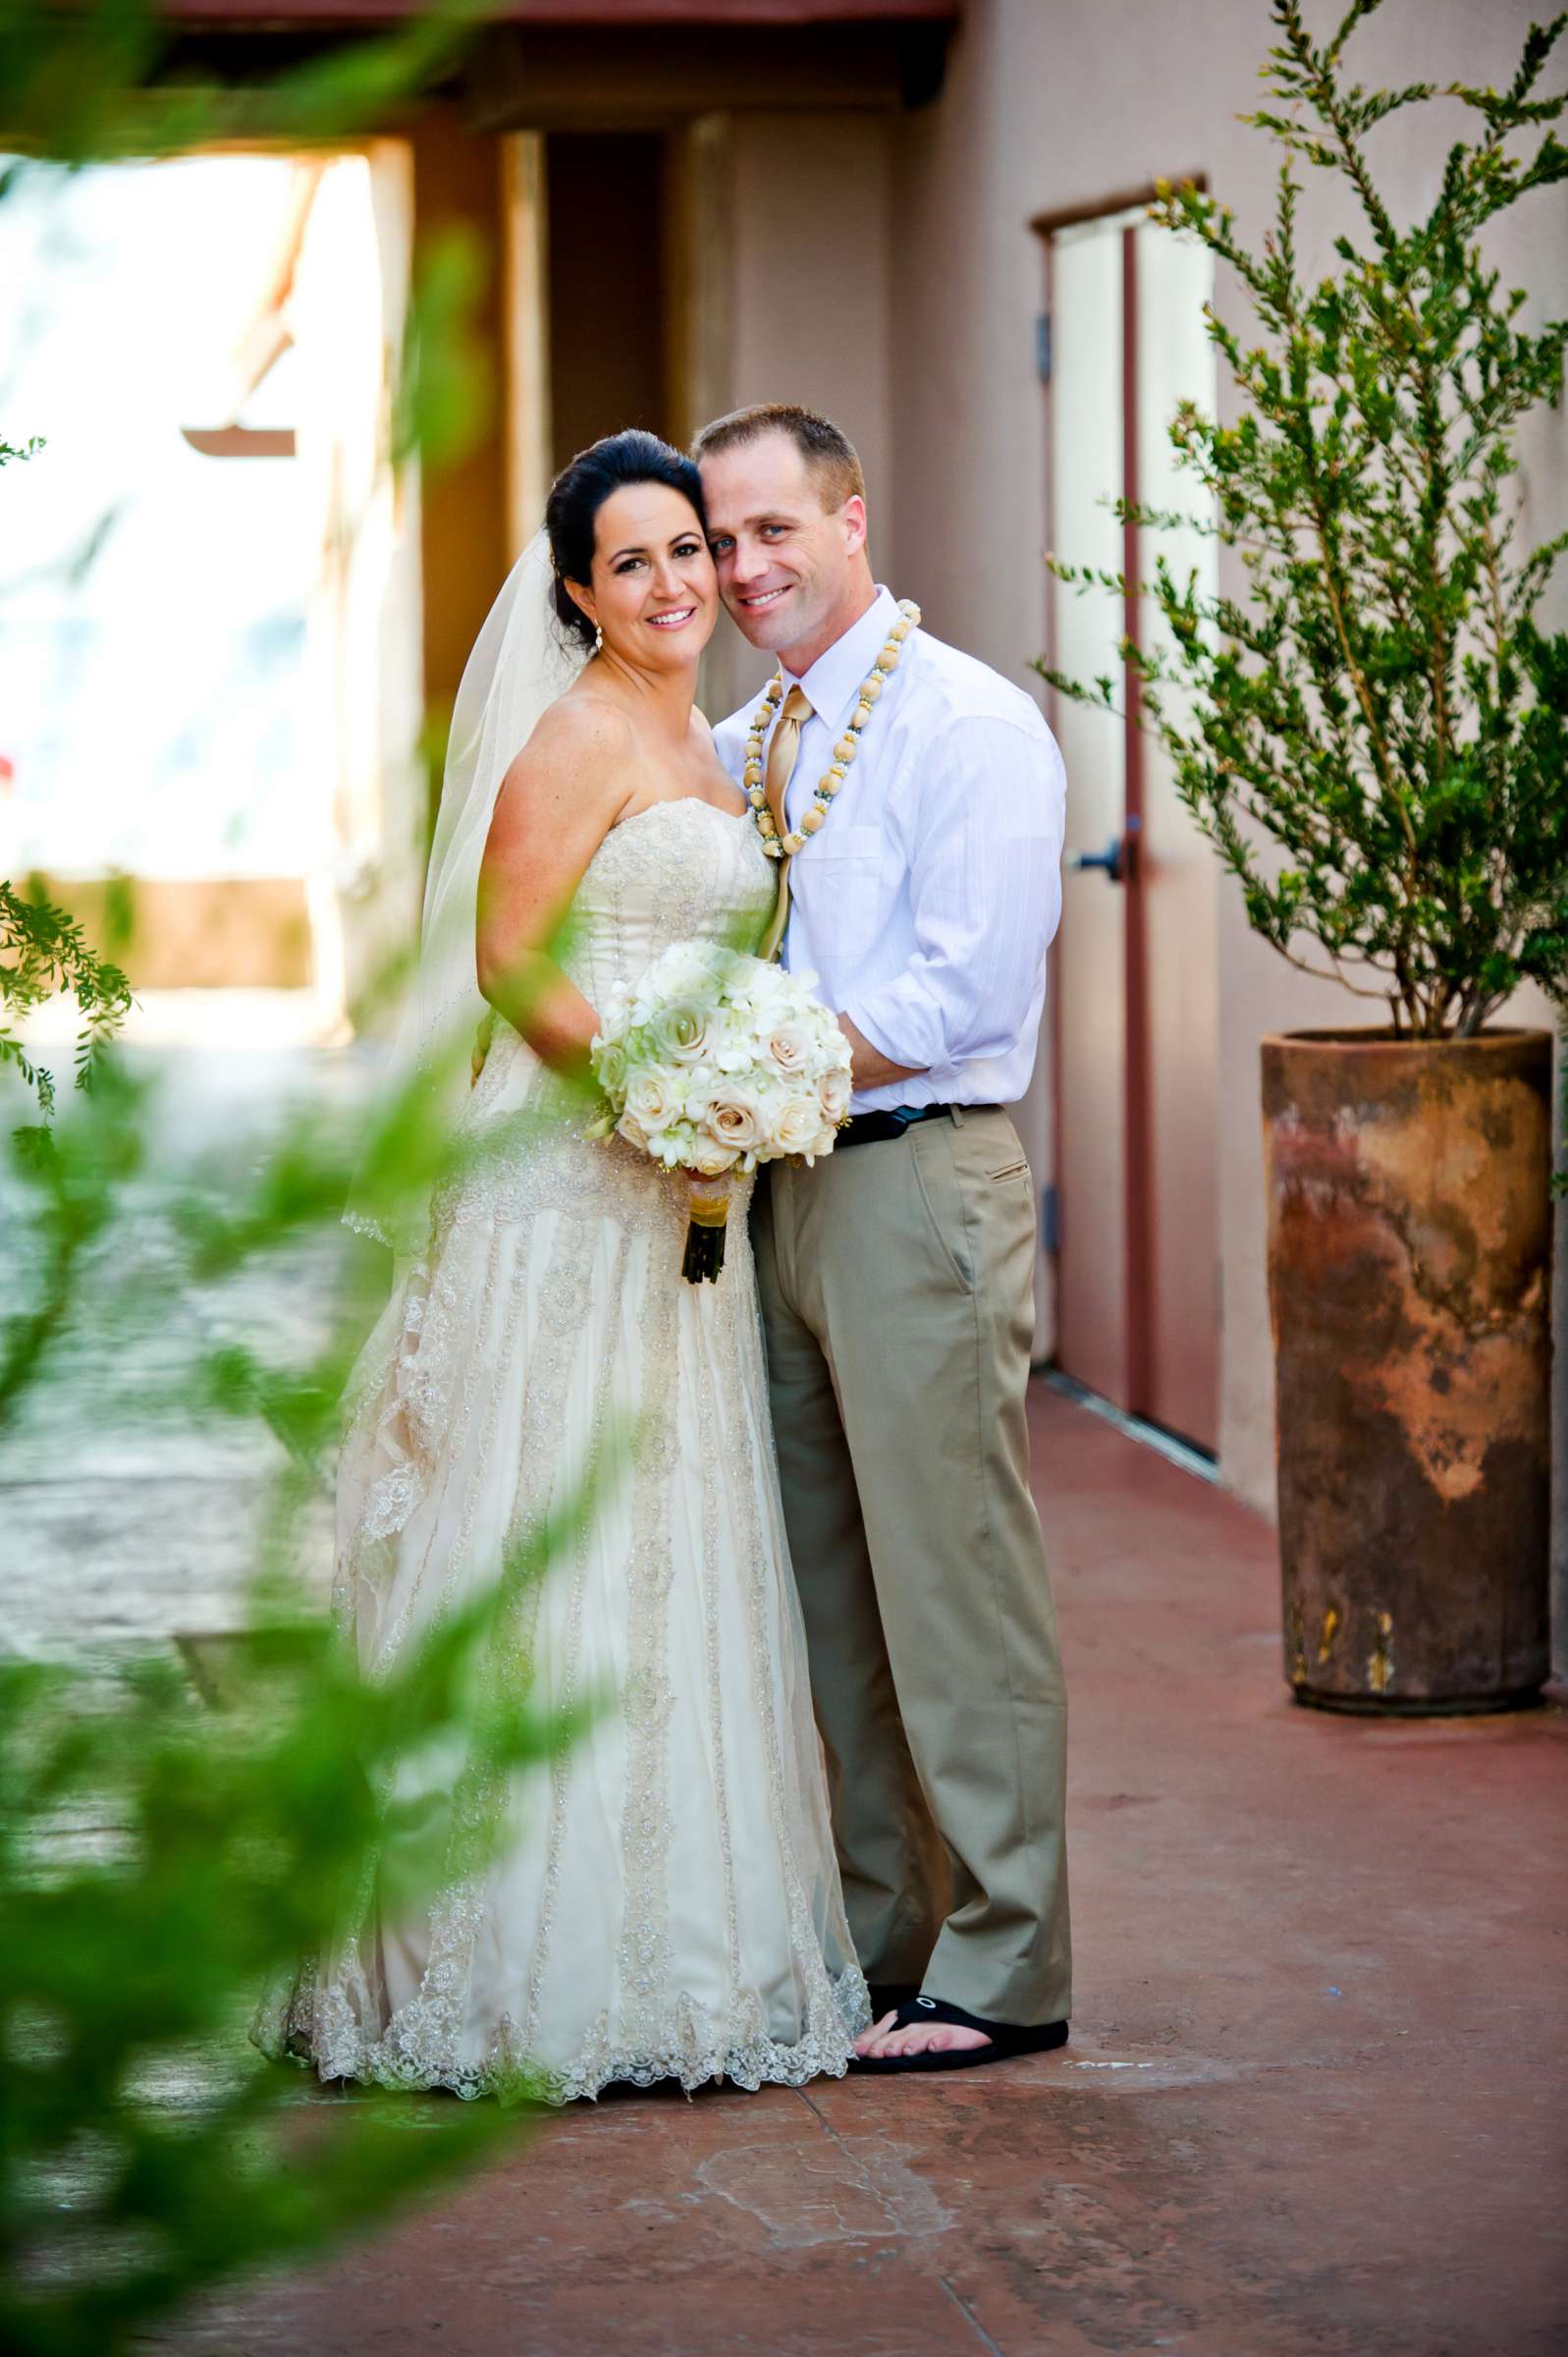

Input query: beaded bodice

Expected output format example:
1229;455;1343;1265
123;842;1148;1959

557;797;775;1010
452;796;776;1217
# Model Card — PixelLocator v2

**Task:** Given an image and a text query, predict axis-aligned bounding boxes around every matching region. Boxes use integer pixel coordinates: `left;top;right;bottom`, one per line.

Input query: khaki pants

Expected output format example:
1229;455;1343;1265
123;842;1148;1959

754;1106;1071;2026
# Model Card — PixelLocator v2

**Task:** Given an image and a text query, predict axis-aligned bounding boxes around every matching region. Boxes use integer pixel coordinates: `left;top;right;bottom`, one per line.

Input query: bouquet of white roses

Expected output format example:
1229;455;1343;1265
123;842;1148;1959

590;940;854;1282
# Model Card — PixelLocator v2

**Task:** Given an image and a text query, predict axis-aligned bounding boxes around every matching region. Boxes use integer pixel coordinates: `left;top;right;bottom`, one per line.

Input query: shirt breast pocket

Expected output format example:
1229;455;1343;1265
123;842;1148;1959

797;825;885;954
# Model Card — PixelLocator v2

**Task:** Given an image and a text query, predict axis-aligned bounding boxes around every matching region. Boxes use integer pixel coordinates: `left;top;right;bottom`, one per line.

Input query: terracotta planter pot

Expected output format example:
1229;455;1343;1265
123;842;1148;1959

1262;1028;1553;1714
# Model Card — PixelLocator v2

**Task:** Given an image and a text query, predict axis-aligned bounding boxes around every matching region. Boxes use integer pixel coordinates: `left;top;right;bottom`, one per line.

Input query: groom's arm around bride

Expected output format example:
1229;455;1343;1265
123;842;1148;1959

698;404;1071;2071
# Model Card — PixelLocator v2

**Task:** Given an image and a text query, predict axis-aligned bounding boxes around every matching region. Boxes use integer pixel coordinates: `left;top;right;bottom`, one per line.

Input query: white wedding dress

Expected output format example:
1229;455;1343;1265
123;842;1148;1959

254;795;868;2103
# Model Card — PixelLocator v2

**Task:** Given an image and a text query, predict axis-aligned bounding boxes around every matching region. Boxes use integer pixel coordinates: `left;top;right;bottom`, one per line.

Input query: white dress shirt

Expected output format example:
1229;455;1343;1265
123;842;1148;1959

714;585;1067;1114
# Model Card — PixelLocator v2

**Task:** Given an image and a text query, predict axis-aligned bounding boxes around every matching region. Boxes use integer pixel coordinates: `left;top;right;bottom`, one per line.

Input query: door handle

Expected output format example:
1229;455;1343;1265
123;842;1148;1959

1069;814;1140;884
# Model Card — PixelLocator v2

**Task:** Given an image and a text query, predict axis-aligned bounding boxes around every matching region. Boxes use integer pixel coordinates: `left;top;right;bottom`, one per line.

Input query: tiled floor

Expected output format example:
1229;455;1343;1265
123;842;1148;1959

164;1388;1567;2356
9;1048;1562;2355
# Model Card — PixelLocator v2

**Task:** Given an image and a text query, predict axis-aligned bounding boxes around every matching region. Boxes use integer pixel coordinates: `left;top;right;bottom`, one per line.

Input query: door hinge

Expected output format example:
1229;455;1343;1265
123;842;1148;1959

1035;310;1053;384
1040;1182;1060;1254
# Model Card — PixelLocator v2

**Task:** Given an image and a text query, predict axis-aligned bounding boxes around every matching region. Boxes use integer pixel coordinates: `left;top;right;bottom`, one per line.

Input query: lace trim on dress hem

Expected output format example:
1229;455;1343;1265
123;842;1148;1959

253;1966;872;2107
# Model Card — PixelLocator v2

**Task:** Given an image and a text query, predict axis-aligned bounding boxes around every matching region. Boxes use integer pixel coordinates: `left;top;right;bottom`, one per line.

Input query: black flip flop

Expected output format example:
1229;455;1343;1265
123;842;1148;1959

866;1980;920;2018
852;1994;1069;2073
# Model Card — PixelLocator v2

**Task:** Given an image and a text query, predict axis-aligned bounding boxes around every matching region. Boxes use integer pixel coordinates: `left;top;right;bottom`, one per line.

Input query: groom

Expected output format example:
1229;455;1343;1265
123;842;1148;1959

697;405;1071;2069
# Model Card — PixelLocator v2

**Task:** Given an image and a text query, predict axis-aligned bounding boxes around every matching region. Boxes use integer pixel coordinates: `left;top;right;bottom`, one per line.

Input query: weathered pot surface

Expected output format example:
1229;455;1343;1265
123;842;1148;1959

1261;1027;1553;1715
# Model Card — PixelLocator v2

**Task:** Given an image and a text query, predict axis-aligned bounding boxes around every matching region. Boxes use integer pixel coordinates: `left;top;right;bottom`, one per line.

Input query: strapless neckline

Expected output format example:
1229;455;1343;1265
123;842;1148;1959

611;796;751;836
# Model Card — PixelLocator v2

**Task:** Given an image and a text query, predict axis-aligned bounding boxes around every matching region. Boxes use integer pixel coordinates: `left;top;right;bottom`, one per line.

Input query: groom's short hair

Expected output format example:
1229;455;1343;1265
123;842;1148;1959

692;404;865;516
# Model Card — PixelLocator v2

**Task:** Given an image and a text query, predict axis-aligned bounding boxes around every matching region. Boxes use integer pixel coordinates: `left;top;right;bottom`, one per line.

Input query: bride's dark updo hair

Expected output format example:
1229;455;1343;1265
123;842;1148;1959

546;429;708;651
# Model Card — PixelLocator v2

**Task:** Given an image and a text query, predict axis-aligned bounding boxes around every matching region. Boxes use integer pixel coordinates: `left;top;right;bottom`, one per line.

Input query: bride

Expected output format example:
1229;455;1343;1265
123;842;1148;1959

256;430;869;2102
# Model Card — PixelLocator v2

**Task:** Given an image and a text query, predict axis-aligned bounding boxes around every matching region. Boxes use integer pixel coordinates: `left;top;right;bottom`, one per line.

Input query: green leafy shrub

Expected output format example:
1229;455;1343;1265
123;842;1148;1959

1040;0;1568;1039
1;883;132;1120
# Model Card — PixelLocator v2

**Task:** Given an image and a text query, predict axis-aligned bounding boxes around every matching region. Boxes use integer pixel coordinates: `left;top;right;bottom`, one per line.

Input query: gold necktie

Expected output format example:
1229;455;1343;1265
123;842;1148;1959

758;683;812;963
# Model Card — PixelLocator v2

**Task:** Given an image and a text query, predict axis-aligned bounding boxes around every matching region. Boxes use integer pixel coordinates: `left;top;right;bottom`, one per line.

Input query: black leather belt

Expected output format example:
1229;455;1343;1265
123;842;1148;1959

838;1103;998;1149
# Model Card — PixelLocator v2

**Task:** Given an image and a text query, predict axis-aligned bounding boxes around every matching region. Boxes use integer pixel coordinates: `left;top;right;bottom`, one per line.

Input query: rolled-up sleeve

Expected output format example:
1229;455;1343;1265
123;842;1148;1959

842;713;1065;1073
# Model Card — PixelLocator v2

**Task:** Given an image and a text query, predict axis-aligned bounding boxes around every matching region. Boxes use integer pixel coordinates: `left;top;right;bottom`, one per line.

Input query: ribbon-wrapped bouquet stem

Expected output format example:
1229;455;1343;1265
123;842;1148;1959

590;941;853;1282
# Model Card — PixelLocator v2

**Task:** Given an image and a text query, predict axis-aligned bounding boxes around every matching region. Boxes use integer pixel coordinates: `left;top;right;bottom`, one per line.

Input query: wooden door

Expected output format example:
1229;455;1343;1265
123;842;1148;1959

1039;203;1219;1453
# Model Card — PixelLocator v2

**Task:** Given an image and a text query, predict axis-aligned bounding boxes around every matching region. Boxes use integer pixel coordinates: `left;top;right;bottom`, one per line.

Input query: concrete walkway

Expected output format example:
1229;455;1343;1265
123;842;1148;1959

158;1381;1566;2357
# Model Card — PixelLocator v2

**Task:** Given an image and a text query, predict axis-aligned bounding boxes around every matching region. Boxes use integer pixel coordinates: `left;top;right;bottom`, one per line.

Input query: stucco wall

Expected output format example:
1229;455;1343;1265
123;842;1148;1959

702;110;894;722
885;0;1566;1558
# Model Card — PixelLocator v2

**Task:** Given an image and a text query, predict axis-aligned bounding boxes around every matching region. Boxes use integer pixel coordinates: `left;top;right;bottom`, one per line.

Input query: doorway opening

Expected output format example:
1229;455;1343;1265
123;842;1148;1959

1036;191;1220;1456
546;134;674;470
0;145;421;1040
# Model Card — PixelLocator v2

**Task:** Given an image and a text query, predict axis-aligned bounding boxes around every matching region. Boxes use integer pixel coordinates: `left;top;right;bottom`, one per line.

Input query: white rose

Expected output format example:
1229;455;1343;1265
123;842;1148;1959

617;1109;652;1152
764;1019;814;1078
819;1066;851;1123
651;999;712;1065
689;1130;738;1178
625;1068;680;1130
595;1039;628;1099
694;1083;764;1155
771;1094;828;1156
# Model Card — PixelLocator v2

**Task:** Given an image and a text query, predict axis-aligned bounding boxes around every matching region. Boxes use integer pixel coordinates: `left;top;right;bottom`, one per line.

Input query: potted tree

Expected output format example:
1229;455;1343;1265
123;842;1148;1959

1042;0;1566;1712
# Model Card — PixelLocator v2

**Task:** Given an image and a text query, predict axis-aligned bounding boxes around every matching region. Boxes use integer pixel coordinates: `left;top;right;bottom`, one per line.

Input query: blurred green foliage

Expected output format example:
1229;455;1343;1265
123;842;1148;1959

0;5;611;2349
393;222;494;478
0;0;485;170
0;1013;613;2355
0;1577;560;2357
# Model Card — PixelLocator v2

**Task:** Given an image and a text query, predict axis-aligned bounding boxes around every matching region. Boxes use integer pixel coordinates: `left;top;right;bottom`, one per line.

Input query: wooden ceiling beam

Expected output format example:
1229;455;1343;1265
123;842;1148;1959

464;23;944;127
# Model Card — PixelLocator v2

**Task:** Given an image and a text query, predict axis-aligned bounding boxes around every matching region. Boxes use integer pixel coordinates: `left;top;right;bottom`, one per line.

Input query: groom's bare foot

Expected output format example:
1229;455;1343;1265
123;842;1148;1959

852;2007;992;2061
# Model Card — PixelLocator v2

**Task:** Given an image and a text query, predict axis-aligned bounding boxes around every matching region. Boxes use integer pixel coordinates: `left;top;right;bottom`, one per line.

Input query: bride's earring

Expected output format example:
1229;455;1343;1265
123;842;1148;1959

593;622;604;654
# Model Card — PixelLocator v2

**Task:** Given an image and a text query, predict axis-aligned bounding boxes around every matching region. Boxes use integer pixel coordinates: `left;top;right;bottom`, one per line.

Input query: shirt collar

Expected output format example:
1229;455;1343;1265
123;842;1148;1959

786;585;901;730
